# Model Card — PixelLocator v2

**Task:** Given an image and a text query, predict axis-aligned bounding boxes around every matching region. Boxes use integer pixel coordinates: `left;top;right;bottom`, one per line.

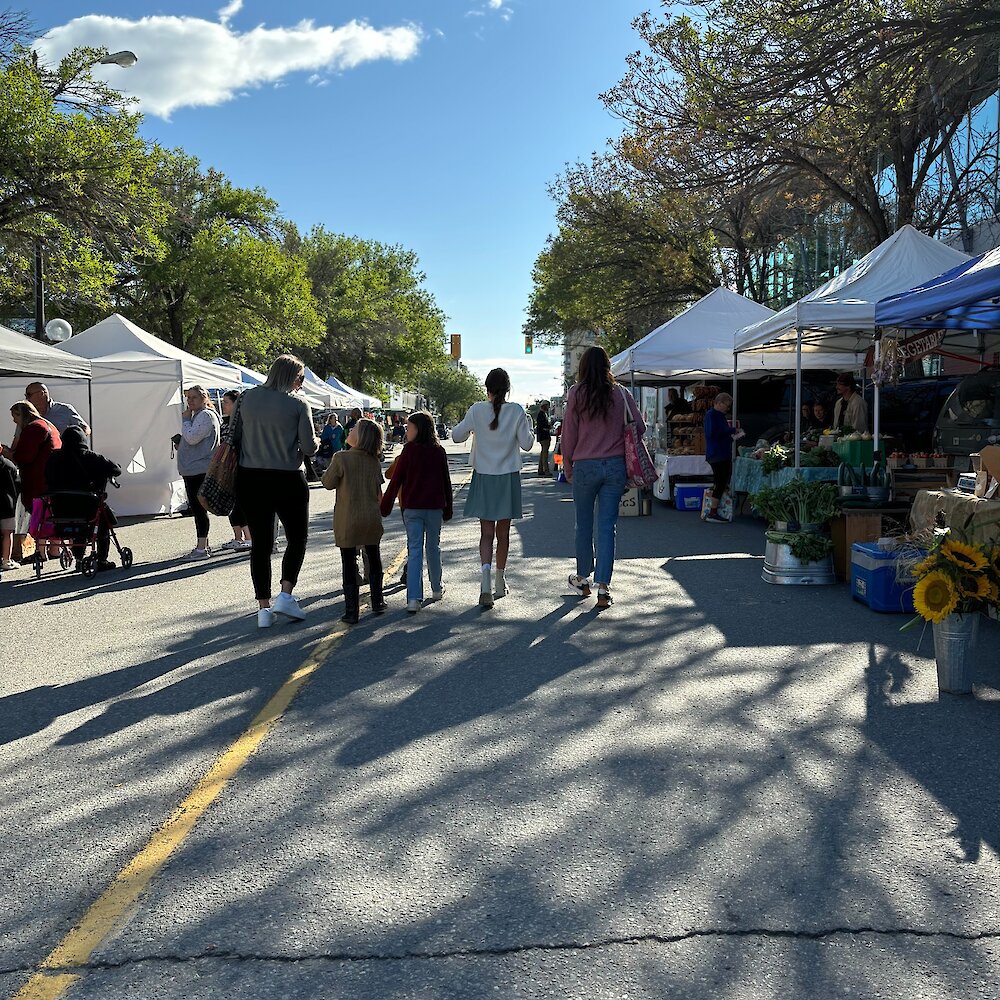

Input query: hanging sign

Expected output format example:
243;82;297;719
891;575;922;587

898;329;946;362
865;329;945;370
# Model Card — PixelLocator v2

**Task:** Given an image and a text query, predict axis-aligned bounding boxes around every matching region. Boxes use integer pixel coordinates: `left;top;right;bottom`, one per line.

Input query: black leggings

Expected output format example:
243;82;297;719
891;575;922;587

339;545;384;612
229;498;247;530
237;468;309;600
182;474;210;539
710;459;733;497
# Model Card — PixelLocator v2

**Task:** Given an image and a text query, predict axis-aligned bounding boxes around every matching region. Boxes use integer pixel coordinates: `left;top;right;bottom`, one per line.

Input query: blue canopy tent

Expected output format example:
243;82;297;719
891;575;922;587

875;247;1000;332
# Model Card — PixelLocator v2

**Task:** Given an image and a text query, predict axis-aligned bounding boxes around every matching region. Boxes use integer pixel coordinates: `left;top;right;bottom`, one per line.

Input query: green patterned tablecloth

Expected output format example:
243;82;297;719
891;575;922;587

733;457;841;496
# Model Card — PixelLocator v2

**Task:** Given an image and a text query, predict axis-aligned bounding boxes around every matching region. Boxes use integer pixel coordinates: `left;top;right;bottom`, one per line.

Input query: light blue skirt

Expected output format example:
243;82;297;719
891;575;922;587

464;471;523;520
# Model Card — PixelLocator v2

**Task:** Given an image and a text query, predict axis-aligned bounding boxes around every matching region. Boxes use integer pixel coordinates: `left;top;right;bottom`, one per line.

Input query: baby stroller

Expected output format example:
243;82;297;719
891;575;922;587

31;485;133;579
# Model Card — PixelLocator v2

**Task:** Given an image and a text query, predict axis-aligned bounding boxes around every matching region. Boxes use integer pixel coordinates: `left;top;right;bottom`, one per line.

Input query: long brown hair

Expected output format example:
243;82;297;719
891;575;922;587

407;410;437;445
575;346;616;418
485;368;510;430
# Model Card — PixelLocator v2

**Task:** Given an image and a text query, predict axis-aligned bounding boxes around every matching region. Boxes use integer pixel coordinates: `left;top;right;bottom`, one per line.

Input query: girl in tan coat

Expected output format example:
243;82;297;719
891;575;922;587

322;418;386;624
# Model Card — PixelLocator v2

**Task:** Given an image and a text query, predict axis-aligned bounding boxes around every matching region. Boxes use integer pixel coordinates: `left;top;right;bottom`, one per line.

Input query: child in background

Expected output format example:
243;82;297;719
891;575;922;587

0;453;20;571
380;411;453;613
322;417;386;624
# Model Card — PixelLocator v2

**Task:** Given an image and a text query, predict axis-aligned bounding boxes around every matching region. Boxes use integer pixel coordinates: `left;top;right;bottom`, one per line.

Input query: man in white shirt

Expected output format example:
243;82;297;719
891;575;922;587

832;373;868;435
24;382;90;436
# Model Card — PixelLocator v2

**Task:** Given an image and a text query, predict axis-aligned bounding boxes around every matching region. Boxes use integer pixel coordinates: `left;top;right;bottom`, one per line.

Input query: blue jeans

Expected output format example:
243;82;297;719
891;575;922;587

571;457;627;584
402;509;443;602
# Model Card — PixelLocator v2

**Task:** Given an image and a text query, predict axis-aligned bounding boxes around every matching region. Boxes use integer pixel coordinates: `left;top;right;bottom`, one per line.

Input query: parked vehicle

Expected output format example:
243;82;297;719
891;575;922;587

864;376;962;454
934;368;1000;459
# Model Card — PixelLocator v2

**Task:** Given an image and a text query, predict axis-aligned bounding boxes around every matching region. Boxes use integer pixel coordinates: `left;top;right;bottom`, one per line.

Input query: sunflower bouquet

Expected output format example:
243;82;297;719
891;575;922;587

908;533;1000;625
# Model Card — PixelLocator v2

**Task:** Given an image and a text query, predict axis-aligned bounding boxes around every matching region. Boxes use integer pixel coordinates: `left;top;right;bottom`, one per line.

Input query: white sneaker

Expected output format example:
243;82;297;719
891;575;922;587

407;599;421;614
272;592;306;621
257;608;275;628
184;547;210;560
1;559;20;571
218;539;240;551
237;539;253;551
494;571;508;598
431;587;446;601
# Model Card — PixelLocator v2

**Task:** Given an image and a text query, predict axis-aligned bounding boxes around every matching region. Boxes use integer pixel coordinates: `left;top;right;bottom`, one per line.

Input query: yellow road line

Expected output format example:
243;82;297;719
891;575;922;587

14;543;409;1000
13;473;471;999
11;974;81;1000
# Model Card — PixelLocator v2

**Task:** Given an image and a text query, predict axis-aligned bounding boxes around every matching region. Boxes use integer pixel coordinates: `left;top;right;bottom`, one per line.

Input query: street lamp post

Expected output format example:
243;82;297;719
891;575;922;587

33;48;138;340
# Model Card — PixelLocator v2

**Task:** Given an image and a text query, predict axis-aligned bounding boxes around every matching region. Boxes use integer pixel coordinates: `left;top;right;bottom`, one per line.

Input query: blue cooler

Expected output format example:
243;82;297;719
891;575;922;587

850;543;915;613
674;483;711;511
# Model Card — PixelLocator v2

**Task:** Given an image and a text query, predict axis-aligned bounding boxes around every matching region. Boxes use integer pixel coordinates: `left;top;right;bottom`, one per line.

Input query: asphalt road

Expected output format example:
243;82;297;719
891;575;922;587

2;440;999;999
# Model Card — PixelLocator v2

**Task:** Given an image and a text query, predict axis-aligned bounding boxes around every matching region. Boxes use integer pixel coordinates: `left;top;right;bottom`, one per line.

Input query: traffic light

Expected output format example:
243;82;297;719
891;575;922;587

450;333;461;360
524;334;533;355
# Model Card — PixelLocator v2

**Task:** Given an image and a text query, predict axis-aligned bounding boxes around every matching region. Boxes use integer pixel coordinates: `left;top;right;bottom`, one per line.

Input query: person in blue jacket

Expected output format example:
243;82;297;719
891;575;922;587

703;392;744;523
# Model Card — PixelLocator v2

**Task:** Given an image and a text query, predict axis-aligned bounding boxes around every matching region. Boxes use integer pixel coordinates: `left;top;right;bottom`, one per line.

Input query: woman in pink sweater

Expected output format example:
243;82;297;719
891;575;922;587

560;346;645;608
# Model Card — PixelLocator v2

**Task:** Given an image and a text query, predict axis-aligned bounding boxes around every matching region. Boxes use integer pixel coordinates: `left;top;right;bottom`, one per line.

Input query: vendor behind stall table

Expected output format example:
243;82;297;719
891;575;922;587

910;488;1000;547
733;456;841;497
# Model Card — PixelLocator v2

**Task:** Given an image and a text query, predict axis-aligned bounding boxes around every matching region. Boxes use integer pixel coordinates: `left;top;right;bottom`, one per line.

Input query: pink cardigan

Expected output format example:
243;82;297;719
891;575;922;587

560;384;646;476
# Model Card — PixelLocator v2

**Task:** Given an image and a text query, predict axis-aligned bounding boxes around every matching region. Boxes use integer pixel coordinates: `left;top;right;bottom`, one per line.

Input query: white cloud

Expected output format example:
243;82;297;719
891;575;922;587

217;0;243;27
36;12;423;118
467;0;513;21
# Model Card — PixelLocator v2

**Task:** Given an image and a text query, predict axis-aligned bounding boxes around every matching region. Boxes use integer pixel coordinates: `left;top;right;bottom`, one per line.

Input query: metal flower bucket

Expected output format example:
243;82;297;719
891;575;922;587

932;613;980;695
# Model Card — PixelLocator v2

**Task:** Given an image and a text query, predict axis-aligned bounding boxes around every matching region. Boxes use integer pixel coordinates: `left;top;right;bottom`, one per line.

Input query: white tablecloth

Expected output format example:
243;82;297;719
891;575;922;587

660;454;712;476
654;453;713;501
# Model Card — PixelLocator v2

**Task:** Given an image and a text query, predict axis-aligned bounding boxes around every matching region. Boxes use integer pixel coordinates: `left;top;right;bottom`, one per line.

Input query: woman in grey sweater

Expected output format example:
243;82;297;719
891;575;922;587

177;385;221;559
237;354;318;628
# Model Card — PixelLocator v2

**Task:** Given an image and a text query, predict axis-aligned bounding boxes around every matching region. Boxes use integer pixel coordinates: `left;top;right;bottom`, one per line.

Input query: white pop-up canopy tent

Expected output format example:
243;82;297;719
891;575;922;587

734;226;970;465
212;358;351;410
0;323;94;452
735;226;969;355
302;367;356;409
611;287;863;383
57;314;244;516
0;323;92;379
325;373;381;409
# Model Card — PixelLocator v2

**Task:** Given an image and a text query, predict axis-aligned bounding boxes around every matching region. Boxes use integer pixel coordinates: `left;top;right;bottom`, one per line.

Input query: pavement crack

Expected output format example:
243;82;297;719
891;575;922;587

22;926;1000;974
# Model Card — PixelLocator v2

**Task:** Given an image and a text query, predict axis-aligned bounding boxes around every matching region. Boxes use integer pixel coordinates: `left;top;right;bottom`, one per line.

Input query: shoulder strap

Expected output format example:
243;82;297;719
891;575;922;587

226;395;244;449
620;386;635;427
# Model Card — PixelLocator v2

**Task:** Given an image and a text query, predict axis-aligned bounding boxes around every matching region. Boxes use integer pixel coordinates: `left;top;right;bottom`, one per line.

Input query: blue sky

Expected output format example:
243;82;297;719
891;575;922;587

34;1;648;402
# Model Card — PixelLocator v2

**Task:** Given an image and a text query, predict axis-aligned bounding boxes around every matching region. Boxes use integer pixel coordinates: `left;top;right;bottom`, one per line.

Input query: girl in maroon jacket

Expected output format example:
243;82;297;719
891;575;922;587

380;411;453;614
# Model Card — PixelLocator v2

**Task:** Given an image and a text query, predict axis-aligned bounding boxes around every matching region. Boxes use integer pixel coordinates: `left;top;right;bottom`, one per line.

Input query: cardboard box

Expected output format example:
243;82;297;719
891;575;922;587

619;487;651;517
974;446;1000;499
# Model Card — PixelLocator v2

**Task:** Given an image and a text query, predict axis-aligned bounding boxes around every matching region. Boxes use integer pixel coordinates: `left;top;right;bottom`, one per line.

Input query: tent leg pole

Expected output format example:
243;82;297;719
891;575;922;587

732;351;739;459
873;334;882;450
794;328;803;471
88;378;94;449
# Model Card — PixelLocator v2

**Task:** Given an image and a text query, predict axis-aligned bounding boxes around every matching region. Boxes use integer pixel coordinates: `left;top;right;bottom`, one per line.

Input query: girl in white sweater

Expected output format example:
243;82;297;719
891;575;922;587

451;368;534;608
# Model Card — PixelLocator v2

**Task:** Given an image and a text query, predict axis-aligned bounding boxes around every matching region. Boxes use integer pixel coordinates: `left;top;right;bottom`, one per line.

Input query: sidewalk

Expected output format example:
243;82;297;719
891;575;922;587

3;457;1000;999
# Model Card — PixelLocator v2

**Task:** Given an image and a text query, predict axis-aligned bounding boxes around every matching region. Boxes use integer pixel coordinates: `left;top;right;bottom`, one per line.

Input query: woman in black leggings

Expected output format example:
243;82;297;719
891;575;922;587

236;355;319;628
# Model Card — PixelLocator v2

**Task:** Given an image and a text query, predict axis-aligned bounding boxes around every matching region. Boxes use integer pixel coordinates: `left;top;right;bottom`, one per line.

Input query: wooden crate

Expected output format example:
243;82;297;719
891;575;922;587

891;468;957;503
831;507;911;581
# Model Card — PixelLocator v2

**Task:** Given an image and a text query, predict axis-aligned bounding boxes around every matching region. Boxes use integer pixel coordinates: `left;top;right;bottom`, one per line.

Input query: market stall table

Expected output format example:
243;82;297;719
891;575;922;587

910;488;1000;546
732;456;841;497
653;452;712;502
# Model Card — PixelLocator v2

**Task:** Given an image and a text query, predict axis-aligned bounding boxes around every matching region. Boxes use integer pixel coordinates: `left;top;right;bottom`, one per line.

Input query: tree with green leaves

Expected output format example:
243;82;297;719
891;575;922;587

72;149;324;363
525;157;717;357
0;49;166;319
301;227;448;394
421;364;486;423
605;1;999;251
